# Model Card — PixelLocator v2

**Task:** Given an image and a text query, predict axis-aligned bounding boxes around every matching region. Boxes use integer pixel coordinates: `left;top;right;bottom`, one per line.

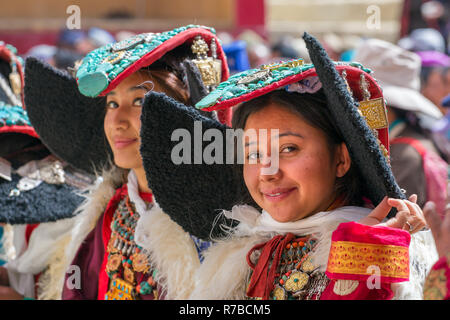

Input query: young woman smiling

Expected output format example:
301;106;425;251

138;33;438;300
23;25;230;300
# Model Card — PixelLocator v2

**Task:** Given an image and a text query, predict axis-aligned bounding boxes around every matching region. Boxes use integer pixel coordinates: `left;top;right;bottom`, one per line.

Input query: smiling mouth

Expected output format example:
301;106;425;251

262;188;296;201
113;138;138;149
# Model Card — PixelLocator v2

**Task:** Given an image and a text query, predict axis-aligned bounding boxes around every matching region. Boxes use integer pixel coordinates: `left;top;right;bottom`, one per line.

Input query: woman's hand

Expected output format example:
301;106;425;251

359;194;427;233
423;201;450;259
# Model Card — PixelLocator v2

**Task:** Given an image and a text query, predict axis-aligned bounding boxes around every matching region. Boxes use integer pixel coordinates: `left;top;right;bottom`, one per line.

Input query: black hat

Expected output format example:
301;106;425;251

0;43;85;224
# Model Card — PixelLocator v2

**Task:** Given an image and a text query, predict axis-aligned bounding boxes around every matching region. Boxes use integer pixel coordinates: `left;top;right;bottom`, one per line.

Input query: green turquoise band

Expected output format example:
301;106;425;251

195;61;371;111
76;25;216;97
0;102;31;127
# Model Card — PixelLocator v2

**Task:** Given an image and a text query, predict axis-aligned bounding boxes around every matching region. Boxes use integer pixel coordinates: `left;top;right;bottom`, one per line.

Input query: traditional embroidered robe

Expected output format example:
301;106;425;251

46;168;204;300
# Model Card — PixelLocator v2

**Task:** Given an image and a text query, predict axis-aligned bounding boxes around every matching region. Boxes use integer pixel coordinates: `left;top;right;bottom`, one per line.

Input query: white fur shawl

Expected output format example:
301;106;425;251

39;168;200;300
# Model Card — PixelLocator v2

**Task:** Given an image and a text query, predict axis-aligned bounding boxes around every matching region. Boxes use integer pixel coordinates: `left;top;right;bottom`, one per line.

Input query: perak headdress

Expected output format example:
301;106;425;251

24;25;231;175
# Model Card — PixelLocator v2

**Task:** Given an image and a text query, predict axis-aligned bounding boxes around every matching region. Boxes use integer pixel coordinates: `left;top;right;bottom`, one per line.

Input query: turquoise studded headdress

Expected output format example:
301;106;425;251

195;56;391;159
0;42;38;138
75;25;229;98
24;25;231;174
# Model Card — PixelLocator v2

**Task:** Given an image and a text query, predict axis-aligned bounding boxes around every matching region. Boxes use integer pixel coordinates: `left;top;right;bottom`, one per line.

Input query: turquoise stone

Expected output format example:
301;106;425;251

96;63;114;74
78;71;109;97
230;85;246;94
112;65;124;75
139;281;153;295
196;89;224;109
222;91;234;99
129;55;140;62
76;66;89;79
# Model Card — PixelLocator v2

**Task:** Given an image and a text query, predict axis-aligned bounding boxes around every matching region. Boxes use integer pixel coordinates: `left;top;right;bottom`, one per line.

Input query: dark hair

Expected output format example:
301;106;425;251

138;43;194;105
231;89;364;207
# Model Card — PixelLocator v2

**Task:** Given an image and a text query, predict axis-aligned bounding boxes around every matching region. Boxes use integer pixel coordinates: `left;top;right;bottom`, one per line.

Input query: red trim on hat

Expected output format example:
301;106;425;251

98;28;230;97
0;124;39;138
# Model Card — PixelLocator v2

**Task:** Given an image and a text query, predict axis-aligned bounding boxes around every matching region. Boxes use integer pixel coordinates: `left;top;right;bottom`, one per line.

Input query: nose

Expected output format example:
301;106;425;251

109;106;130;131
258;154;281;182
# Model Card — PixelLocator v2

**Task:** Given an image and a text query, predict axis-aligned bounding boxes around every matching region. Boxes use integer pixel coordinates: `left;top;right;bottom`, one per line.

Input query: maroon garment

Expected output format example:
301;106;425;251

62;187;160;300
62;212;105;300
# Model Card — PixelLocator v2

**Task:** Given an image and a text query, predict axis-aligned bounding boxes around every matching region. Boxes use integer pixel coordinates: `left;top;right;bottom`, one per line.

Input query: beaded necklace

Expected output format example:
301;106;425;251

246;236;329;300
105;195;157;300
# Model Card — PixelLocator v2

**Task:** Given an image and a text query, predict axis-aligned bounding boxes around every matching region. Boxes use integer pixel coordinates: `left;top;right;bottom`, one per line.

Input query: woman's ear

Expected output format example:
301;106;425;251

335;142;351;178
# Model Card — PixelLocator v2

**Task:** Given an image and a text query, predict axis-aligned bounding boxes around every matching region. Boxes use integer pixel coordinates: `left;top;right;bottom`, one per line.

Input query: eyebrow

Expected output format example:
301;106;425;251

106;86;147;96
244;131;304;147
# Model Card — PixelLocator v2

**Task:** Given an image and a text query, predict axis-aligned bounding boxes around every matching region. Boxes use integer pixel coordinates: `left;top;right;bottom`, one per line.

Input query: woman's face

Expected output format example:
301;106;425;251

242;103;350;222
104;71;158;170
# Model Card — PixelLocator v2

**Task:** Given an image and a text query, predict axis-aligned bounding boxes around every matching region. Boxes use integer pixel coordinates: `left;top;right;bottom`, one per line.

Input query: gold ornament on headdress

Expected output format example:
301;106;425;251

261;58;304;70
339;70;390;162
357;73;390;162
9;71;21;97
191;36;222;90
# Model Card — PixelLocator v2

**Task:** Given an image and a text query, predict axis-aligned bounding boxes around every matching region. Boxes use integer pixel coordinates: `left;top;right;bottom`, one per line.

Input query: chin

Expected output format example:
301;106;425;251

264;206;304;223
113;157;141;170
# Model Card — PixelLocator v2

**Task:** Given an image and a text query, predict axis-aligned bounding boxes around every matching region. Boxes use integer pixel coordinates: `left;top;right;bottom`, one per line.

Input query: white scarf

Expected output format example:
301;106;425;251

127;170;154;216
222;205;371;271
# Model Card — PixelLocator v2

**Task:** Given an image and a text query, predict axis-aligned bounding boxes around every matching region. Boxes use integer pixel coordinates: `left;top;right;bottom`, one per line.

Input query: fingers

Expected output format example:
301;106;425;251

364;196;390;224
403;199;427;234
408;194;417;204
384;208;408;229
386;198;427;234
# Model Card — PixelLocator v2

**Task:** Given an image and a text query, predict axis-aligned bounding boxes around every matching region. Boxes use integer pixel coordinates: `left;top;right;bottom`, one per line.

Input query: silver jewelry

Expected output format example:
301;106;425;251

405;221;414;232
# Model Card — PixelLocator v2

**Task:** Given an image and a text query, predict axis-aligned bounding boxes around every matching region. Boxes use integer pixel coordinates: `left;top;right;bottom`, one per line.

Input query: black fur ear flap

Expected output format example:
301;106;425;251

303;32;405;216
140;91;242;240
24;57;112;175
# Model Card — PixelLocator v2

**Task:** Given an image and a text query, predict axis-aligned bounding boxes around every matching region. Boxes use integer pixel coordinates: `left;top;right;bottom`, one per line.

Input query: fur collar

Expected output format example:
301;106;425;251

39;166;199;300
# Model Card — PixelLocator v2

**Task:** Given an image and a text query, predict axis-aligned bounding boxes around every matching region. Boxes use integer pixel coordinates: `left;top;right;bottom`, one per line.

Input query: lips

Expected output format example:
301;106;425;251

113;137;138;149
261;187;296;202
